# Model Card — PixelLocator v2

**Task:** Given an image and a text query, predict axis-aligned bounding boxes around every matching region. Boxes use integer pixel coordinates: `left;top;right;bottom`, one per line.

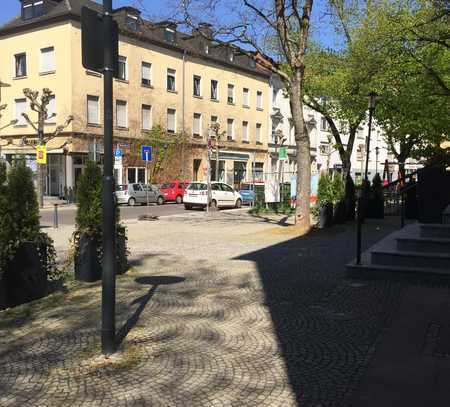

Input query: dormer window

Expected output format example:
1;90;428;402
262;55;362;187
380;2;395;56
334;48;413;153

205;44;209;54
126;14;139;31
22;1;44;20
249;59;256;68
228;51;234;62
165;28;175;43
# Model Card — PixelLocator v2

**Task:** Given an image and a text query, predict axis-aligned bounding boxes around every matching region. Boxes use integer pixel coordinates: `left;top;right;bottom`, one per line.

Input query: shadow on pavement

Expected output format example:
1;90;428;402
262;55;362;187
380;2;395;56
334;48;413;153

234;219;400;406
116;275;185;347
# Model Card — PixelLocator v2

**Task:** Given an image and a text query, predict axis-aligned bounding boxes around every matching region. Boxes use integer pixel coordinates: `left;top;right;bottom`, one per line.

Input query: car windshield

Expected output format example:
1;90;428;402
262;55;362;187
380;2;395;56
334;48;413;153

161;183;176;189
187;183;207;191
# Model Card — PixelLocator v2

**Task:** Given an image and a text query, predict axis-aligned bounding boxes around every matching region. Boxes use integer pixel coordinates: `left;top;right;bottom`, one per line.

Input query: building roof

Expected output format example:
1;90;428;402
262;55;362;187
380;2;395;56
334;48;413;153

0;0;270;79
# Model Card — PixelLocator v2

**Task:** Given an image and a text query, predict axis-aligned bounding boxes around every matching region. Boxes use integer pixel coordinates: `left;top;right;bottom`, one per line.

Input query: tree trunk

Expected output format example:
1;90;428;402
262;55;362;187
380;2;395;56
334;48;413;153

37;119;44;208
290;78;311;232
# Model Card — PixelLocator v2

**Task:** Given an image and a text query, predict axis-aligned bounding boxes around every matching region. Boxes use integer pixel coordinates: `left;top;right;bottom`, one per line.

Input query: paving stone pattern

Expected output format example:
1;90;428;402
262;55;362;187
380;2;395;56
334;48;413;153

1;213;402;406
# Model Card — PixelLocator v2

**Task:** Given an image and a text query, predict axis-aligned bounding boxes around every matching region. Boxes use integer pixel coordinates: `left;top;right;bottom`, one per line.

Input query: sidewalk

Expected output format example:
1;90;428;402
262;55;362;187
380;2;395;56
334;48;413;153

1;215;448;406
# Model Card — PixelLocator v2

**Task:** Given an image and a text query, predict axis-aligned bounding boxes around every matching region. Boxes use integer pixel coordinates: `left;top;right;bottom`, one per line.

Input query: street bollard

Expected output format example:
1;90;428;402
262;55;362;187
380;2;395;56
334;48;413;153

53;203;59;229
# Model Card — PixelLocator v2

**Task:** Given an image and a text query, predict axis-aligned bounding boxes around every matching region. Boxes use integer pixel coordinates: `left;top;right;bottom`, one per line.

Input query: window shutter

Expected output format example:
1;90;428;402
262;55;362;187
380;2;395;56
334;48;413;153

15;99;27;125
142;63;151;84
87;96;99;124
41;47;54;72
142;105;151;130
242;121;248;141
193;113;201;135
243;89;249;106
167;108;176;132
116;100;127;127
256;123;261;142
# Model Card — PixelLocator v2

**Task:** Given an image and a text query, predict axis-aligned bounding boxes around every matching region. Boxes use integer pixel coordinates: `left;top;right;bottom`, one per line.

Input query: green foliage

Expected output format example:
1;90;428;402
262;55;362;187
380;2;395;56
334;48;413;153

75;161;103;234
317;172;333;207
0;159;57;278
331;172;345;204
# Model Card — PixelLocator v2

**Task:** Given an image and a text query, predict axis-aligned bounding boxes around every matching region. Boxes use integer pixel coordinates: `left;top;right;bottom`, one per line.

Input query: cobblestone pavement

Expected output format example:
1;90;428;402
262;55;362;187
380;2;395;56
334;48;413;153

1;213;402;406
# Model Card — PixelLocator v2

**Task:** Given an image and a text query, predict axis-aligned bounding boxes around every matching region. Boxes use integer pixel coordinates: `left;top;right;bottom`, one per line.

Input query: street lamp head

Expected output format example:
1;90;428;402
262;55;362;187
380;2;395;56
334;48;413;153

368;91;378;110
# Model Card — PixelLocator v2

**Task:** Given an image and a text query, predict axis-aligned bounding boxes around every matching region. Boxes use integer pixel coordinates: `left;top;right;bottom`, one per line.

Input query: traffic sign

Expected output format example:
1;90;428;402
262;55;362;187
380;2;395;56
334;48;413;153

141;145;152;161
114;147;122;157
279;146;288;160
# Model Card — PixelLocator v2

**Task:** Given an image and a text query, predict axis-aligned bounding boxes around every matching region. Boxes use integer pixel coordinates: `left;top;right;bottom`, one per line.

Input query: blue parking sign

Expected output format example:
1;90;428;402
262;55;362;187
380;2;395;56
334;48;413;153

141;145;152;161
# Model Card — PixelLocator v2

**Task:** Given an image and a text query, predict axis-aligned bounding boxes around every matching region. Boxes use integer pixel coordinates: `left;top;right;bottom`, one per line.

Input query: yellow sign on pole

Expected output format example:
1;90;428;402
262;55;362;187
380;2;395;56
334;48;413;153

36;145;47;164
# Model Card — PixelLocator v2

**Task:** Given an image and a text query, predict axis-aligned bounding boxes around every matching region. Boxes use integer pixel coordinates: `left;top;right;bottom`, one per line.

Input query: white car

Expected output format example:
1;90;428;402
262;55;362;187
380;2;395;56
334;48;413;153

183;182;243;210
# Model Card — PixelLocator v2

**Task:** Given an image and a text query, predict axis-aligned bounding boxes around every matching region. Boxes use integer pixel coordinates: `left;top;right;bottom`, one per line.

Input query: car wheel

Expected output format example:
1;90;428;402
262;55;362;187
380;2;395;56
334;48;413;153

157;196;164;205
184;204;192;210
176;195;183;204
235;198;242;209
210;199;218;209
128;197;136;206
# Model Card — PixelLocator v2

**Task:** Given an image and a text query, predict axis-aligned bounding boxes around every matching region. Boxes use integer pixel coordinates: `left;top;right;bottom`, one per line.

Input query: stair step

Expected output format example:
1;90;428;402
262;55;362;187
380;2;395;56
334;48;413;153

396;237;450;253
421;224;450;238
372;250;450;270
347;261;450;283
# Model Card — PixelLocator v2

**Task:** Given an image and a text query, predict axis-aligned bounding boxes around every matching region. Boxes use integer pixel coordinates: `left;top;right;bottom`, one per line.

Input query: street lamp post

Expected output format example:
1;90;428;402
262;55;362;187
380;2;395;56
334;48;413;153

364;92;377;181
375;146;380;175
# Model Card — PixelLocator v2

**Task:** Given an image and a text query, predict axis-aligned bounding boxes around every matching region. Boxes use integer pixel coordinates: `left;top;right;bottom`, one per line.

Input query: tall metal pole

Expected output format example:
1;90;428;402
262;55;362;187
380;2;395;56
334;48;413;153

364;97;376;181
146;151;149;217
101;0;116;356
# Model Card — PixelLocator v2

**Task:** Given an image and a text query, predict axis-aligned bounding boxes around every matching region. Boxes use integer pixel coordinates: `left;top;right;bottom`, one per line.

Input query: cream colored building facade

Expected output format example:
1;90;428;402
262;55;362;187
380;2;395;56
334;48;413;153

0;0;270;195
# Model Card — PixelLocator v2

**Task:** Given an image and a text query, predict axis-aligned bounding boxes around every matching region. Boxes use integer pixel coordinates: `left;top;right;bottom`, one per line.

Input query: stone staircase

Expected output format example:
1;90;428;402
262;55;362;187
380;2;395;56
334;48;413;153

347;222;450;280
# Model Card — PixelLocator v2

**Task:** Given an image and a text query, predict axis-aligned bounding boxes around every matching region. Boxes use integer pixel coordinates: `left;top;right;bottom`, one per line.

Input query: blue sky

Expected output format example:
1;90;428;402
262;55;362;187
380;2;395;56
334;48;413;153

1;0;340;49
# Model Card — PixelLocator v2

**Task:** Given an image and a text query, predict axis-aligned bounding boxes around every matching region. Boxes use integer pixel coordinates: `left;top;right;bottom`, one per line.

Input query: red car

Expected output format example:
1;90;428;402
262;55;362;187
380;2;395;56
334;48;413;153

159;180;189;204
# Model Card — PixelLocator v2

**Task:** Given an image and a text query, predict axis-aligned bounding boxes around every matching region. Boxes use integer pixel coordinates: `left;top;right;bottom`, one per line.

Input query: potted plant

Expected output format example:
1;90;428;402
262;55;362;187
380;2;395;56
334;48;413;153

316;172;333;228
0;160;56;309
73;161;128;282
331;172;346;224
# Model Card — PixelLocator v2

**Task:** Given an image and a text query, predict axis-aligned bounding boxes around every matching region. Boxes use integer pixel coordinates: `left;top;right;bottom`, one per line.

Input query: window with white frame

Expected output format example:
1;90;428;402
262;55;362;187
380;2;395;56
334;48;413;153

164;28;175;43
87;95;100;125
193;113;202;136
227;118;234;140
141;62;152;86
167;108;176;133
14;53;27;77
45;95;56;122
211;80;218;100
242;121;249;142
118;55;127;80
116;100;127;128
126;13;139;31
256;123;262;143
243;88;249;107
128;167;146;183
256;91;263;109
167;68;176;91
193;75;201;97
142;104;152;130
15;99;27;125
320;116;328;131
227;84;234;104
40;47;55;73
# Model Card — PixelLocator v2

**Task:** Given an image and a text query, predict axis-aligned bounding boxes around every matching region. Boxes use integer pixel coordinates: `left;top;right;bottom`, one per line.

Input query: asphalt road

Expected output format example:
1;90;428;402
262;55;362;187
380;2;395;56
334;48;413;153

40;203;186;226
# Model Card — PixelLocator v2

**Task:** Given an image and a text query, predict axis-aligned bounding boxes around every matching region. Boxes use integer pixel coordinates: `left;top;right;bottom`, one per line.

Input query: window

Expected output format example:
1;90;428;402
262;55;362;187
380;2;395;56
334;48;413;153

193;113;201;136
87;95;100;125
256;91;263;109
142;104;152;130
227;84;234;104
210;115;218;125
193;75;201;97
320;116;328;131
272;88;278;106
243;88;250;107
211;80;218;100
126;14;139;31
242;121;249;142
15;99;27;125
205;44;209;54
141;62;152;86
167;108;176;133
46;95;56;122
167;68;176;91
227;118;234;140
228;51;234;62
128;168;146;184
22;1;44;20
165;28;175;43
256;123;262;143
118;55;127;80
40;47;55;73
116;100;127;128
249;59;256;68
14;53;26;77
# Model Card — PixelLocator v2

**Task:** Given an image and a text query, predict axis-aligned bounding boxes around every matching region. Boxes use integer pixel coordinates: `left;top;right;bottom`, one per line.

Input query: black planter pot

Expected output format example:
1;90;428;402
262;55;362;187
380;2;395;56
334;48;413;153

116;234;128;275
318;202;334;228
333;200;346;224
4;242;47;308
75;234;101;282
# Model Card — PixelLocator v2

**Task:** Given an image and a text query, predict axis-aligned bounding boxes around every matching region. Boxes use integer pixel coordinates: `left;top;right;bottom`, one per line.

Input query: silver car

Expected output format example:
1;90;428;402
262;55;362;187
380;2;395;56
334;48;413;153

115;183;165;206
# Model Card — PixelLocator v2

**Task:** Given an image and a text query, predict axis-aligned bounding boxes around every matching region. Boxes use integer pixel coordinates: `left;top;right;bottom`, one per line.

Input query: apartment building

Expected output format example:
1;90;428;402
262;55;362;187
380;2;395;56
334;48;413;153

0;0;271;196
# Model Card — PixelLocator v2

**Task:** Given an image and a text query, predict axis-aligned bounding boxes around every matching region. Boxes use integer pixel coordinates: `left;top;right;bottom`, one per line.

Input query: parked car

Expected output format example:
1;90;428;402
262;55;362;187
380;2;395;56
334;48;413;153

159;180;189;204
115;183;165;206
183;182;243;210
238;183;266;205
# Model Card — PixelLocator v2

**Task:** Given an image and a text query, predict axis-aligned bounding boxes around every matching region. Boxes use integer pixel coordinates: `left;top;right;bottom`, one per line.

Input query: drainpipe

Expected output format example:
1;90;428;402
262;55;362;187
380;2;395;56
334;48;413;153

181;49;187;178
